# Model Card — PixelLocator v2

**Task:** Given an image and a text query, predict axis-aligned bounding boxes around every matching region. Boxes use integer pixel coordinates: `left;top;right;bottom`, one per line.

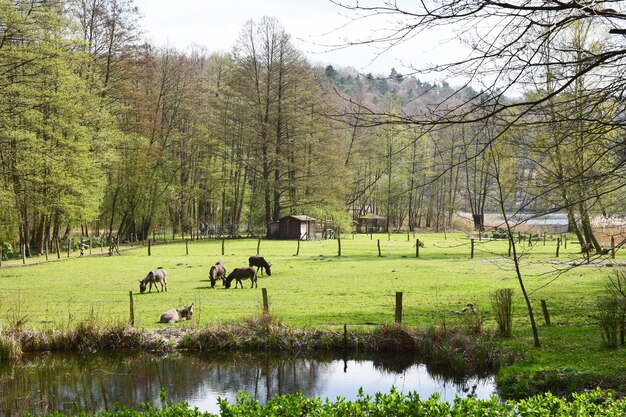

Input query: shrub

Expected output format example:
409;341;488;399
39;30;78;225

0;242;13;260
491;288;513;337
596;296;621;348
22;388;626;416
605;271;626;345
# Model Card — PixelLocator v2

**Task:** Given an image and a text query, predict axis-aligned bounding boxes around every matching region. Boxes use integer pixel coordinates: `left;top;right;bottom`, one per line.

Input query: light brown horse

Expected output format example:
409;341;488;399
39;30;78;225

224;267;257;289
209;260;226;288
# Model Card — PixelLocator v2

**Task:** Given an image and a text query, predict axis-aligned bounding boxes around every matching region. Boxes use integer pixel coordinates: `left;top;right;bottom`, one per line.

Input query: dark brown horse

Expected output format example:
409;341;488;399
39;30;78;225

209;260;226;288
248;256;271;276
224;267;257;289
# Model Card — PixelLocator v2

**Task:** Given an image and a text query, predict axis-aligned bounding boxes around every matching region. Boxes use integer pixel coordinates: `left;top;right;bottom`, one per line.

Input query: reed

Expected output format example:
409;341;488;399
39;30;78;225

0;331;22;361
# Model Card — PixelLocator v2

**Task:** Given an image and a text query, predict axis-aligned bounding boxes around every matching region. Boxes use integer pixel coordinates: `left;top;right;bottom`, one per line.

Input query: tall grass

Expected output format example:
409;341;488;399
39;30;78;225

0;330;22;361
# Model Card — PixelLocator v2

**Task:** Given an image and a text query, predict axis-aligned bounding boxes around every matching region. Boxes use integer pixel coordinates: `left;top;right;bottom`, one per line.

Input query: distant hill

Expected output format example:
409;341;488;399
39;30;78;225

322;65;477;111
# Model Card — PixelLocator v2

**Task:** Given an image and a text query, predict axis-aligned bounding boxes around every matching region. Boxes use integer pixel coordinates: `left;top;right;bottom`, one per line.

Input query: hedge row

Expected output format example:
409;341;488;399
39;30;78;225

27;388;626;417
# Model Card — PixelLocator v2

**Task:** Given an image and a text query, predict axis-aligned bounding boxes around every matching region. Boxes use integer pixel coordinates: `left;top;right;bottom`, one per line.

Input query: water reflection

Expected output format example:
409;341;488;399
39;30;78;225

0;351;496;416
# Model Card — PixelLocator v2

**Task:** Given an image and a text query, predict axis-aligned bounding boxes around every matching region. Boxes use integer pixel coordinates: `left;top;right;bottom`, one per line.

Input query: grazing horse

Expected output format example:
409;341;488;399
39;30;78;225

248;256;271;276
209;260;226;288
139;267;167;293
160;303;194;323
224;267;257;289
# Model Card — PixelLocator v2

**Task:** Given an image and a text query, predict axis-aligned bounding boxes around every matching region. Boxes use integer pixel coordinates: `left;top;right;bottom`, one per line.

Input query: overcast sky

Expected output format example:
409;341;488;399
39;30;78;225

133;0;462;78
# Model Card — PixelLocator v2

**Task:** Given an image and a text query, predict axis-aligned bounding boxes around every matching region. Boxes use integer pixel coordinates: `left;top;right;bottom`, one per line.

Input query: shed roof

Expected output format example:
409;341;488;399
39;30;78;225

281;215;316;222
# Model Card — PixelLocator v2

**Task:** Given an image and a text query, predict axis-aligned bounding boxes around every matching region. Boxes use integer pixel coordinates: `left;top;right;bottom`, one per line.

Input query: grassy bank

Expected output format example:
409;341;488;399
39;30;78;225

0;314;515;377
1;233;625;397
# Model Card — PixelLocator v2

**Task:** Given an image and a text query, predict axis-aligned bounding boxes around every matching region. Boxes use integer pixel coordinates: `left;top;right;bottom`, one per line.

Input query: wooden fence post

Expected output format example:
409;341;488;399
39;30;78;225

377;239;382;257
556;237;560;258
148;239;152;256
221;238;225;256
543;233;546;246
416;239;420;258
296;239;300;256
129;290;135;326
257;237;261;256
262;288;269;313
395;292;403;324
508;238;512;257
541;299;551;326
471;239;475;258
22;244;26;265
528;234;532;246
564;237;567;249
611;236;616;259
185;239;189;256
337;227;341;257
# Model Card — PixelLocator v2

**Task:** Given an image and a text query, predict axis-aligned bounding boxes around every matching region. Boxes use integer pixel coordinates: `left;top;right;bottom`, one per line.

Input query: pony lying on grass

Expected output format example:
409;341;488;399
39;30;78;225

159;304;194;323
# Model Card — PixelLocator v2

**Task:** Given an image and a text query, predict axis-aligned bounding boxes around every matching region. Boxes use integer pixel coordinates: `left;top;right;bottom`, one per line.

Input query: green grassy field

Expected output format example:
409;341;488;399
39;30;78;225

3;232;626;394
0;233;614;330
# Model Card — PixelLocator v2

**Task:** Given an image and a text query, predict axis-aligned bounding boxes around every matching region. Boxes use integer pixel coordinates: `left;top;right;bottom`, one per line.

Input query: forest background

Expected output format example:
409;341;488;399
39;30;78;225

1;0;625;259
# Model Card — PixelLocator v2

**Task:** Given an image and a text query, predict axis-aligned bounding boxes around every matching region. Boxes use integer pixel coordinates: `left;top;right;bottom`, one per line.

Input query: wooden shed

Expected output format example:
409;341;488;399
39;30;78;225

277;215;317;240
356;213;386;233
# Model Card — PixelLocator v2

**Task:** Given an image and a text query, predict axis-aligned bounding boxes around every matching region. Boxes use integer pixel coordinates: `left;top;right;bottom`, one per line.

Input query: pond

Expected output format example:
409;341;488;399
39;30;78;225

0;351;496;416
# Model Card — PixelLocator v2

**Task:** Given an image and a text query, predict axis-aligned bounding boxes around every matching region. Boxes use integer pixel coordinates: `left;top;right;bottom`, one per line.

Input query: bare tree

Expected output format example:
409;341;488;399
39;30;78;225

327;0;626;346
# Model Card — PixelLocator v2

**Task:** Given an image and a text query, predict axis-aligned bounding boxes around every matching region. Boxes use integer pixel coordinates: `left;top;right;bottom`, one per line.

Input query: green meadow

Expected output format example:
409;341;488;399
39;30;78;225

0;233;610;330
2;232;626;393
